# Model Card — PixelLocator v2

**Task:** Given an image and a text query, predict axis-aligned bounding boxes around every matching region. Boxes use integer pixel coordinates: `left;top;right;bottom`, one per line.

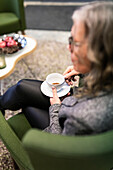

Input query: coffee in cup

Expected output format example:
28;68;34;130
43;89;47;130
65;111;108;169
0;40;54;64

46;73;65;91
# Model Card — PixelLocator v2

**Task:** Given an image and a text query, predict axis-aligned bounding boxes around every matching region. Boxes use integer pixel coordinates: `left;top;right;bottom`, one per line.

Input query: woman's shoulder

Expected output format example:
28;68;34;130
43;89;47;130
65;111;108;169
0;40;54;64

60;90;113;117
62;89;113;105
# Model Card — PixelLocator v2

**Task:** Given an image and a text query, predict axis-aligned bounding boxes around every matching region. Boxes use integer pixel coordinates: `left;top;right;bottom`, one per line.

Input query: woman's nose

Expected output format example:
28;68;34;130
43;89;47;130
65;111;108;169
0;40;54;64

67;44;73;53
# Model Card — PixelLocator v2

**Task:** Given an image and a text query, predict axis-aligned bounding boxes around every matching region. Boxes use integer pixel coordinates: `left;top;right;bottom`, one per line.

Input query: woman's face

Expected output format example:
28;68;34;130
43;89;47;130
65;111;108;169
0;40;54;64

69;21;91;74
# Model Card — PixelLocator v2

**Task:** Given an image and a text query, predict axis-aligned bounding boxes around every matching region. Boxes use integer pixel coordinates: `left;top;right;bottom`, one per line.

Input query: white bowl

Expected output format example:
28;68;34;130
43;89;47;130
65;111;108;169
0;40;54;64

46;73;65;91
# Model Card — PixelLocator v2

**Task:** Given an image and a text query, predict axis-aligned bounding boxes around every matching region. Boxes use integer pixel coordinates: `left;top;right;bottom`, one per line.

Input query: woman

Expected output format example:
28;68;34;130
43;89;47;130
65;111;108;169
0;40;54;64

0;1;113;135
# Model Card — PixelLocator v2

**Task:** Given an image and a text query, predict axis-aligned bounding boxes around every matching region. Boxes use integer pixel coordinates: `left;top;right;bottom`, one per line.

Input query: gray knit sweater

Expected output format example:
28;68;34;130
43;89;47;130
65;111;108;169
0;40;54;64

44;89;113;136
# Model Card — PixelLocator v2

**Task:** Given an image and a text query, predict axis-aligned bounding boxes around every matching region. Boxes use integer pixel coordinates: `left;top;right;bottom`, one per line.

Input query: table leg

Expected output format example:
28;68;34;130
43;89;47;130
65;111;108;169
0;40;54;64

0;79;4;95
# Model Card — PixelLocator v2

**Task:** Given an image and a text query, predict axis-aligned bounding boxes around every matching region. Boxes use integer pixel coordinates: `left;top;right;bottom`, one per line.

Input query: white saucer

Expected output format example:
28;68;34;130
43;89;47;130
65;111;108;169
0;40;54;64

41;81;70;97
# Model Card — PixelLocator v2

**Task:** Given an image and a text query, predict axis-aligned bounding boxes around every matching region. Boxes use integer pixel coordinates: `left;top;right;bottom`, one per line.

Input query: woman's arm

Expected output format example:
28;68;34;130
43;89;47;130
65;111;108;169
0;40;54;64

44;104;62;134
44;87;62;134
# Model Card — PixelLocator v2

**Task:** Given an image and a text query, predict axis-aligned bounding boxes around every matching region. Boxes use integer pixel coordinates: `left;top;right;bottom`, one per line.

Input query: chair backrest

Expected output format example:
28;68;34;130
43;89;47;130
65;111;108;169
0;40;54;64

0;0;10;12
0;0;26;34
0;0;20;13
22;129;113;170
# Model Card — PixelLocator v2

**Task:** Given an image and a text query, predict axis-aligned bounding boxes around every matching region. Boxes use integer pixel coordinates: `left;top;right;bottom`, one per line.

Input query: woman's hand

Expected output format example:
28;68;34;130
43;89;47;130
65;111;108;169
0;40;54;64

50;87;61;105
63;66;80;85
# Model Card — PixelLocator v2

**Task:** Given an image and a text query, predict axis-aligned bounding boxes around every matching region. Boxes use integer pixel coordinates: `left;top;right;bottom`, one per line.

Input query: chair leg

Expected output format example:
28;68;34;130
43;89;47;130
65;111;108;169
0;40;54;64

14;31;25;35
13;159;20;170
21;30;25;35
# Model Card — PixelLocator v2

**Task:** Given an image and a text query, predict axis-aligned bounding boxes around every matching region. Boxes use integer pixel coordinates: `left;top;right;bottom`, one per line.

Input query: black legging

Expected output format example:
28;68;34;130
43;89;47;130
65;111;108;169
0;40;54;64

0;79;50;129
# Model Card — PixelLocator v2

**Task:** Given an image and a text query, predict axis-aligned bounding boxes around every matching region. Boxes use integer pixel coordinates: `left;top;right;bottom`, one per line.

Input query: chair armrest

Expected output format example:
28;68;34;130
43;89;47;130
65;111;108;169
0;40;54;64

15;0;26;30
22;129;113;156
0;111;33;170
22;129;113;170
7;112;31;140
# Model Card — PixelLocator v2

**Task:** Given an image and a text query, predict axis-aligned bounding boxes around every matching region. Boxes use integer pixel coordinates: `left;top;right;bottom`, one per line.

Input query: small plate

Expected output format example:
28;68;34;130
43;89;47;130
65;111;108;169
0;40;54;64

41;81;70;97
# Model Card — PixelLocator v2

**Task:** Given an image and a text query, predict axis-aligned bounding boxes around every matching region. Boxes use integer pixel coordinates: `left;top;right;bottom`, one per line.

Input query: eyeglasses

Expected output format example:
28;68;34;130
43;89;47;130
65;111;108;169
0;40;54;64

68;36;84;48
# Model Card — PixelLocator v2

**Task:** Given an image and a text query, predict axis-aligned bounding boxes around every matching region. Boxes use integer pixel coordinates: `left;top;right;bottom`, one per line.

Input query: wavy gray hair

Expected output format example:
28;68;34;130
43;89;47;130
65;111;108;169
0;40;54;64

72;1;113;97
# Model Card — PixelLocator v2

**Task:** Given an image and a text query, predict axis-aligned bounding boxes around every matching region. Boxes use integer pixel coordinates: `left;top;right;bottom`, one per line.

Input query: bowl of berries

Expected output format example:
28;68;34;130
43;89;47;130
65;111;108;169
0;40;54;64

0;34;27;54
0;34;27;69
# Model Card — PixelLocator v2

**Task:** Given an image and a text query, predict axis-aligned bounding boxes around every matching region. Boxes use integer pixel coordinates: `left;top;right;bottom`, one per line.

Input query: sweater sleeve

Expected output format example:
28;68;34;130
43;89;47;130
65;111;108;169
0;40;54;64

44;104;62;134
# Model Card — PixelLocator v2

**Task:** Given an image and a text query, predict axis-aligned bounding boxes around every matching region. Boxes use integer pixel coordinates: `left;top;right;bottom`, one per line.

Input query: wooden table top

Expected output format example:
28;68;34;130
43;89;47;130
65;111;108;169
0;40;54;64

0;35;37;80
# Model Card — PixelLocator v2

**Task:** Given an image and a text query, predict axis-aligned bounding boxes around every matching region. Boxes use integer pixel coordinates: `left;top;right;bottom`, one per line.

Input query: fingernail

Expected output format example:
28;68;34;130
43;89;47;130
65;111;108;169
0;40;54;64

52;86;55;89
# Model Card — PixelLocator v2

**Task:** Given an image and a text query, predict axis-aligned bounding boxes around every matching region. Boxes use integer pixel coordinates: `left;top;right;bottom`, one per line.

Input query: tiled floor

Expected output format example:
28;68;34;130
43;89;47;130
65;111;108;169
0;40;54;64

26;29;70;43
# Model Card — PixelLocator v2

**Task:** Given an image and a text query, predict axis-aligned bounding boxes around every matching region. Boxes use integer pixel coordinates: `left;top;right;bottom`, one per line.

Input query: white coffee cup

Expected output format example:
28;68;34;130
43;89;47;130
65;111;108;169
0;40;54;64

46;73;65;91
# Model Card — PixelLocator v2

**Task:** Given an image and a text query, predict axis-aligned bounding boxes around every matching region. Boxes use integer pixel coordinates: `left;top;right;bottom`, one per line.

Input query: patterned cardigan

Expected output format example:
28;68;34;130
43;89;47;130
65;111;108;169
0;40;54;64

44;89;113;136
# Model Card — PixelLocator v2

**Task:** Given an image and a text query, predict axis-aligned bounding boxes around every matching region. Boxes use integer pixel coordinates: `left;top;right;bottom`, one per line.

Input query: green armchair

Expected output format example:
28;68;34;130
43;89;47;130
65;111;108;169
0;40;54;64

0;110;113;170
0;0;26;35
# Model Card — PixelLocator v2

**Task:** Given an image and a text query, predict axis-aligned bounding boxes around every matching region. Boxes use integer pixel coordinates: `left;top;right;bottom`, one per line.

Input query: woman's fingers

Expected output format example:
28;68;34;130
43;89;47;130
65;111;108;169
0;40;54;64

65;78;73;85
52;86;58;97
64;71;75;79
63;66;79;80
50;87;61;105
63;66;73;76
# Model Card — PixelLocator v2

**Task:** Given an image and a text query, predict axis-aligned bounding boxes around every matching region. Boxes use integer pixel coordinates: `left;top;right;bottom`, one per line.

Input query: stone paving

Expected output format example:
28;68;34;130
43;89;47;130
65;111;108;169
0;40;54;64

0;29;72;169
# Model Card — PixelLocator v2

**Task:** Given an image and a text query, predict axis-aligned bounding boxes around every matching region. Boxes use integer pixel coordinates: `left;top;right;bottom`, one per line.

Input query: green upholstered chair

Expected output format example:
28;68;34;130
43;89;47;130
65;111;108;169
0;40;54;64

0;0;26;35
0;110;113;170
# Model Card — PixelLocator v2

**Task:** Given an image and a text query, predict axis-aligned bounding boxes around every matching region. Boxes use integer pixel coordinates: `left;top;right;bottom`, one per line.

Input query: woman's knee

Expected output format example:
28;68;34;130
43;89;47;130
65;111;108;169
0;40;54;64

16;79;28;94
15;79;42;99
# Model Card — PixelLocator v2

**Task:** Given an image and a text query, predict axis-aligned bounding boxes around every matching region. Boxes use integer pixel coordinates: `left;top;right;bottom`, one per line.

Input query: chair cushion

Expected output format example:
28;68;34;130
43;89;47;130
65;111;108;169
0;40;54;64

0;12;20;34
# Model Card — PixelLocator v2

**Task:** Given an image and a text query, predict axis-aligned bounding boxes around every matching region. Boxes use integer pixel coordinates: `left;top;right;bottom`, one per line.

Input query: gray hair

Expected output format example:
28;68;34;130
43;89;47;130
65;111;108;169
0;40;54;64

72;1;113;97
